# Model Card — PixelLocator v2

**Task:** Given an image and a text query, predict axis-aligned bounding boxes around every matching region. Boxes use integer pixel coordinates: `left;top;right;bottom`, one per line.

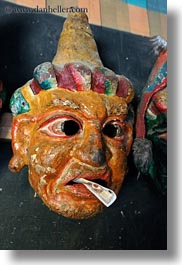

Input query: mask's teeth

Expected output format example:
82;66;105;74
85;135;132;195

73;178;117;207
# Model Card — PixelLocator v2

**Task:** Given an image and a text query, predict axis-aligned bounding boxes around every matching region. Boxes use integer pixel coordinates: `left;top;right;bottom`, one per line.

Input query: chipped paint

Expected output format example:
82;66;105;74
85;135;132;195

39;175;47;187
46;167;56;173
35;164;46;174
31;154;37;163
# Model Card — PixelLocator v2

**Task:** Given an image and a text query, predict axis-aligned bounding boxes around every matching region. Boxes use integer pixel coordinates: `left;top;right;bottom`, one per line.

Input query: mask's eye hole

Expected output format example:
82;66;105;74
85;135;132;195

102;121;125;139
39;116;81;138
61;120;80;136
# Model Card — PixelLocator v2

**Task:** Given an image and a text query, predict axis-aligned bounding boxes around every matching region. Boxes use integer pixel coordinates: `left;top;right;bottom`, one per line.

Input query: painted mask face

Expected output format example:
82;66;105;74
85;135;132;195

9;63;134;219
9;13;134;219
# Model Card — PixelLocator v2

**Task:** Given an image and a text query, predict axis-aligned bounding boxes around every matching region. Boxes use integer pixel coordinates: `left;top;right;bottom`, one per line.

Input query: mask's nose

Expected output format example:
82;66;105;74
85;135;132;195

72;122;110;167
91;149;106;166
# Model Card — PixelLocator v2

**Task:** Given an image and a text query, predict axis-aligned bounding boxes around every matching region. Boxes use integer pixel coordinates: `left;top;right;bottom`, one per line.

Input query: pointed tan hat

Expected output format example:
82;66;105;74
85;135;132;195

9;12;134;118
52;12;103;68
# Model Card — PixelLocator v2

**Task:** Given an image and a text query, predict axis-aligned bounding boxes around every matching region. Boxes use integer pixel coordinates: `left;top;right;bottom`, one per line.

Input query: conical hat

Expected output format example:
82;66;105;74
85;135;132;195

52;12;103;69
9;12;134;117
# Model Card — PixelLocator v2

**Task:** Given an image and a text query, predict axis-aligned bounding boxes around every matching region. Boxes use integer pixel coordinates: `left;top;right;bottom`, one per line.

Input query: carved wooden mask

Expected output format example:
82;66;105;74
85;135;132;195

9;13;134;219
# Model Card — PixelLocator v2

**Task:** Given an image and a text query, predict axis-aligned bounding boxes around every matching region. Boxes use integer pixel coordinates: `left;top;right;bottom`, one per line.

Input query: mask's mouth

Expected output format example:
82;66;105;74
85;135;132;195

60;170;111;199
66;178;107;187
43;158;112;201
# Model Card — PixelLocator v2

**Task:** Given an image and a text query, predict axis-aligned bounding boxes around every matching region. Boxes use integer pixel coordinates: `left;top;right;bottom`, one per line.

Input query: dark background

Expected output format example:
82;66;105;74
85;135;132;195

0;1;166;250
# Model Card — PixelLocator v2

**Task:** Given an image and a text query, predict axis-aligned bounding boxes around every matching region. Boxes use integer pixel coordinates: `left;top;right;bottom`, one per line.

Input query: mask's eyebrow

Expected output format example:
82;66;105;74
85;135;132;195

52;98;80;110
34;98;95;122
52;98;94;118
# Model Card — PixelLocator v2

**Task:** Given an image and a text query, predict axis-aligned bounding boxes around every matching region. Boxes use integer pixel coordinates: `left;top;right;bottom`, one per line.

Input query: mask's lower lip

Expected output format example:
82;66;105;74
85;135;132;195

64;177;109;198
64;183;95;198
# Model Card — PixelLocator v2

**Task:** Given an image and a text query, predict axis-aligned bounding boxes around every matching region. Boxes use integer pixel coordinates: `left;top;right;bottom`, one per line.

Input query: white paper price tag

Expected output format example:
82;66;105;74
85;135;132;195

73;178;117;207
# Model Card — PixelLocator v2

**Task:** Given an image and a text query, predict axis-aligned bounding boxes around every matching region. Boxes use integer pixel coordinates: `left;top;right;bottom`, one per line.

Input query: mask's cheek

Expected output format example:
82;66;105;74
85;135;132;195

124;123;134;155
107;149;128;194
106;123;133;193
27;140;73;192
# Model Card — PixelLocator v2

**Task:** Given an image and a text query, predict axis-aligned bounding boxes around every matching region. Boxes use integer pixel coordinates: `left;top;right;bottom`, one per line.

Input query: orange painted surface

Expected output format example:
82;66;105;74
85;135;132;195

16;0;45;8
128;4;150;36
78;0;101;25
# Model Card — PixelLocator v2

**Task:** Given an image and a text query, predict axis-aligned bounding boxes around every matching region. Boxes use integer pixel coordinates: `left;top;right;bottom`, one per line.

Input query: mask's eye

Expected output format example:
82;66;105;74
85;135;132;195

102;120;125;140
39;116;81;138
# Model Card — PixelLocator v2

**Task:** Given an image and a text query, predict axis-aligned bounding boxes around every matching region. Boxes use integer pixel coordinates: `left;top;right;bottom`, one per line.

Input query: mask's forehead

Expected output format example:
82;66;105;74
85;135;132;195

27;88;128;121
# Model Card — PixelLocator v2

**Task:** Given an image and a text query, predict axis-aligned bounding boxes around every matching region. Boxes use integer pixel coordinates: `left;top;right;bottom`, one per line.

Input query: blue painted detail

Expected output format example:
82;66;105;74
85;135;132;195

120;0;167;14
146;62;167;92
9;88;30;116
121;0;147;9
147;0;167;14
40;78;57;90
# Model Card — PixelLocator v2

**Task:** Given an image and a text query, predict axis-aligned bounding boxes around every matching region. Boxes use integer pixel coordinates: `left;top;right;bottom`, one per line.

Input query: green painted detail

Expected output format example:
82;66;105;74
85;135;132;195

104;79;113;96
99;67;116;96
146;113;167;137
10;88;30;116
145;112;167;195
99;67;107;74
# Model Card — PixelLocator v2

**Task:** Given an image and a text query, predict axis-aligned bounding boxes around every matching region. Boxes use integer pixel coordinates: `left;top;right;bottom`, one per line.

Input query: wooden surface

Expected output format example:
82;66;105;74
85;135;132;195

0;113;12;140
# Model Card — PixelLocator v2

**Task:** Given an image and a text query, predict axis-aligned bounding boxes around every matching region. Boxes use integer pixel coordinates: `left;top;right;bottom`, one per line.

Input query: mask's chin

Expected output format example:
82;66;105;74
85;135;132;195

37;182;104;219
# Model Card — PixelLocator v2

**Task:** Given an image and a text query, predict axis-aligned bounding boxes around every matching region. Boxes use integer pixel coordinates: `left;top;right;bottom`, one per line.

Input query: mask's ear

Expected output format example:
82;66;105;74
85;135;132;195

9;114;34;172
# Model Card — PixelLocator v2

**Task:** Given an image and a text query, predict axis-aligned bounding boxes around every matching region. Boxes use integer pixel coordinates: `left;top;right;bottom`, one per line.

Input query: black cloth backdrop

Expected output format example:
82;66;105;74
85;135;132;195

0;1;166;250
